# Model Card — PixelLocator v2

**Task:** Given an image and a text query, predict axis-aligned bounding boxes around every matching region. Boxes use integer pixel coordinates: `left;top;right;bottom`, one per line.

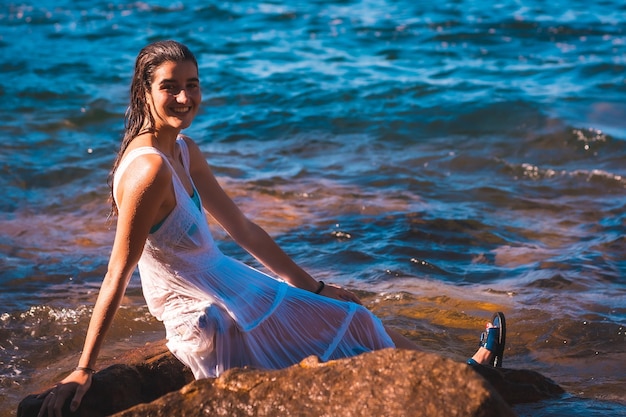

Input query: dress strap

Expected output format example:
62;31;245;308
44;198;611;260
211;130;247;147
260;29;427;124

176;137;192;176
176;136;201;205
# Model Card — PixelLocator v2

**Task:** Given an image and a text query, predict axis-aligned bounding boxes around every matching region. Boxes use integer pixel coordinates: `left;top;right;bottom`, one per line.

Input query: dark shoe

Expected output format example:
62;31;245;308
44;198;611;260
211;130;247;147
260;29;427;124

466;312;506;367
488;312;506;367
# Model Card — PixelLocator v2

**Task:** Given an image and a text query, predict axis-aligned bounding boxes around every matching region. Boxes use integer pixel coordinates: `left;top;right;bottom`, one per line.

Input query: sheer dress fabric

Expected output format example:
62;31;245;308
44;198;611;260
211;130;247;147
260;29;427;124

113;137;395;379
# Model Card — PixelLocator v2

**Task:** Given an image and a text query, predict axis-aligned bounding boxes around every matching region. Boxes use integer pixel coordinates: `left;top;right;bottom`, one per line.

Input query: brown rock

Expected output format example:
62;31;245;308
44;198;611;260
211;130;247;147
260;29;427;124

112;349;516;417
17;341;193;417
18;343;564;417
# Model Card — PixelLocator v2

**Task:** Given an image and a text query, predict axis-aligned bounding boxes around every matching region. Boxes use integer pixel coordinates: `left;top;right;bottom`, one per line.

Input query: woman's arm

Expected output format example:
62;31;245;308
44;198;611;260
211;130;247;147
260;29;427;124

38;154;171;417
184;138;361;303
77;154;170;371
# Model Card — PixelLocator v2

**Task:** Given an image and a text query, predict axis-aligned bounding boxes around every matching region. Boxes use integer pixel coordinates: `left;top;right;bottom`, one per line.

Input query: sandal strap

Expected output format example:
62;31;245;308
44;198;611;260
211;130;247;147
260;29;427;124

480;327;501;352
466;358;480;366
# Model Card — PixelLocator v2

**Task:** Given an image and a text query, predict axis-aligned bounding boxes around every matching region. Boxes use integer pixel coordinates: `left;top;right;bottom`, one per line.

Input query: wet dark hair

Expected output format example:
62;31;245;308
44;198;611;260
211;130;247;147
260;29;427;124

107;40;198;217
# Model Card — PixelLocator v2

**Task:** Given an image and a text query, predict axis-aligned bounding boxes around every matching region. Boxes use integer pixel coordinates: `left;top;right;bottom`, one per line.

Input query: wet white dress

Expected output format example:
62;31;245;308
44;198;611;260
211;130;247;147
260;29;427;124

113;137;395;379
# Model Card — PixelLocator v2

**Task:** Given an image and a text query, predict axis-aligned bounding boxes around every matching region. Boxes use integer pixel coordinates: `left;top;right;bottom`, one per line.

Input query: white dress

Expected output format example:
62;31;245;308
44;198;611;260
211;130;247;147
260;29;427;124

113;137;395;379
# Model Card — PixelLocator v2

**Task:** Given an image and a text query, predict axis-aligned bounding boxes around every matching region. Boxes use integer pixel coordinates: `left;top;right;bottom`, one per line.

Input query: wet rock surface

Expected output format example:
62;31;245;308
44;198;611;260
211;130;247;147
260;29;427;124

18;342;563;417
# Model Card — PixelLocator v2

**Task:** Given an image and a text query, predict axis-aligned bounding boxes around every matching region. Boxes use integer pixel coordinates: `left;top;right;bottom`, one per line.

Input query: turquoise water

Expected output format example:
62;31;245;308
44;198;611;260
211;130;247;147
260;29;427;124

1;1;625;415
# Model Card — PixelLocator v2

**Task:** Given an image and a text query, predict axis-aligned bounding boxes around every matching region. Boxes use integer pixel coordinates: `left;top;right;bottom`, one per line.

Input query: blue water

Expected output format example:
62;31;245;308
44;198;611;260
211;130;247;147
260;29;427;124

1;1;625;415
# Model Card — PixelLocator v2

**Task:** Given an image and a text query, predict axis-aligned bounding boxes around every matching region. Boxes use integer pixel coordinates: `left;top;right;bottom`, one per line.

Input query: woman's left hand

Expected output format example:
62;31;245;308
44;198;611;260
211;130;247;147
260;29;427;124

36;369;93;417
319;282;362;304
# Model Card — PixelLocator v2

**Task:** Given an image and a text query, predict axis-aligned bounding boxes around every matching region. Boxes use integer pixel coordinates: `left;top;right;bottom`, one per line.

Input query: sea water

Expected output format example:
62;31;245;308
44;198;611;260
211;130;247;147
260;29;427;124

0;1;625;415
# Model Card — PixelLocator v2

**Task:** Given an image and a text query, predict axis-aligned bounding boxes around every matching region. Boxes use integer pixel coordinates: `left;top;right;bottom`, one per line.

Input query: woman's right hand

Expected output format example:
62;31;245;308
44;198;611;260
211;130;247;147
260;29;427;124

37;369;93;417
319;282;363;305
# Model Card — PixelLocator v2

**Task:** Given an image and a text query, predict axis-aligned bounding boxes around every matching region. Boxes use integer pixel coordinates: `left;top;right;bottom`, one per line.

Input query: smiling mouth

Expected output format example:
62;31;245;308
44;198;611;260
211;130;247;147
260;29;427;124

172;107;191;114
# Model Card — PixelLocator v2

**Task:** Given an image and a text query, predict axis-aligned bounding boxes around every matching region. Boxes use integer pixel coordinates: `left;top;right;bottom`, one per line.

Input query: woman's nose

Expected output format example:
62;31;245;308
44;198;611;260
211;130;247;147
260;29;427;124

176;89;188;103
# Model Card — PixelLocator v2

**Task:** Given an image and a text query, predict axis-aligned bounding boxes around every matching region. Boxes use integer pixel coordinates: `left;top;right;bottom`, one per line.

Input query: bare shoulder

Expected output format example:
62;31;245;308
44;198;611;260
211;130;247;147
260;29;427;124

116;152;170;201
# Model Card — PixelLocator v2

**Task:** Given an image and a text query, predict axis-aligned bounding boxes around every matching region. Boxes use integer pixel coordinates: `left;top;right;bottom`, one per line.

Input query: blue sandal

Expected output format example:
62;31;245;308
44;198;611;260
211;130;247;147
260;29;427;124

467;312;506;367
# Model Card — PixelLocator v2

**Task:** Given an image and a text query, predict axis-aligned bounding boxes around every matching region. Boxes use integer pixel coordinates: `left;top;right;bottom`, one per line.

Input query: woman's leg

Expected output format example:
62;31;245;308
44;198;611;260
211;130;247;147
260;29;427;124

469;347;493;365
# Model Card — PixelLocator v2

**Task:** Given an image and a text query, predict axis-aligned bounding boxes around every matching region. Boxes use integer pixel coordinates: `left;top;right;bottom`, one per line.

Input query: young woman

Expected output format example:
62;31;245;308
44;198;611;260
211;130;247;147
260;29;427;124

37;40;504;417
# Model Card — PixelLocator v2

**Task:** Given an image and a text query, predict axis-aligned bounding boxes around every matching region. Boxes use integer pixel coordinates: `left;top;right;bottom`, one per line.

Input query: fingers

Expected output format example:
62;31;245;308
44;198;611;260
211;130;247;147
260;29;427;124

36;393;47;417
51;391;64;417
70;385;87;412
321;283;363;305
335;286;361;304
36;389;62;417
341;290;362;305
50;391;64;417
38;382;85;417
36;388;54;417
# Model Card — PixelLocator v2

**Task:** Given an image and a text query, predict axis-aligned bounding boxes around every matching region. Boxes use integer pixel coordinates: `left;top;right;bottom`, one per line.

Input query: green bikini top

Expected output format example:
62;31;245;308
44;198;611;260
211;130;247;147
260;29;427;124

150;187;201;234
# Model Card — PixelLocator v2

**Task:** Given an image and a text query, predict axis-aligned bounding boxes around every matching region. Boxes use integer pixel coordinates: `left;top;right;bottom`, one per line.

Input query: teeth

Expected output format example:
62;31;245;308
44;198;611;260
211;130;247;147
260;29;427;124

173;107;191;113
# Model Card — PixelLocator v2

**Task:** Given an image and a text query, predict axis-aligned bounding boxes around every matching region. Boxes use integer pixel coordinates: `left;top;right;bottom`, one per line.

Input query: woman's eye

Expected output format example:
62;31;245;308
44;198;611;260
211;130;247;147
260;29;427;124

162;84;179;93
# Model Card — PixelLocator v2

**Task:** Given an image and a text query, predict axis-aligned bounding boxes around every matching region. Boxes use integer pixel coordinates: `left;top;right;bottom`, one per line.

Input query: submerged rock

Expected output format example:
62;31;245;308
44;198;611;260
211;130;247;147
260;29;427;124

18;342;563;417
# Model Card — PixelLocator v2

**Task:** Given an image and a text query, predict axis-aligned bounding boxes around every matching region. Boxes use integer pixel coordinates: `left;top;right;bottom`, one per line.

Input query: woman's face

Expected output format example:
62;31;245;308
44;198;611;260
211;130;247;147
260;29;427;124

147;60;201;132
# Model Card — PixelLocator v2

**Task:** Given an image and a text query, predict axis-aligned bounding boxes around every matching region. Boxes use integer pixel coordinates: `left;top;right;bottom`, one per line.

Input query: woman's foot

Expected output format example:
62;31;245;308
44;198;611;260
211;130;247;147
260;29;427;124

467;312;506;367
